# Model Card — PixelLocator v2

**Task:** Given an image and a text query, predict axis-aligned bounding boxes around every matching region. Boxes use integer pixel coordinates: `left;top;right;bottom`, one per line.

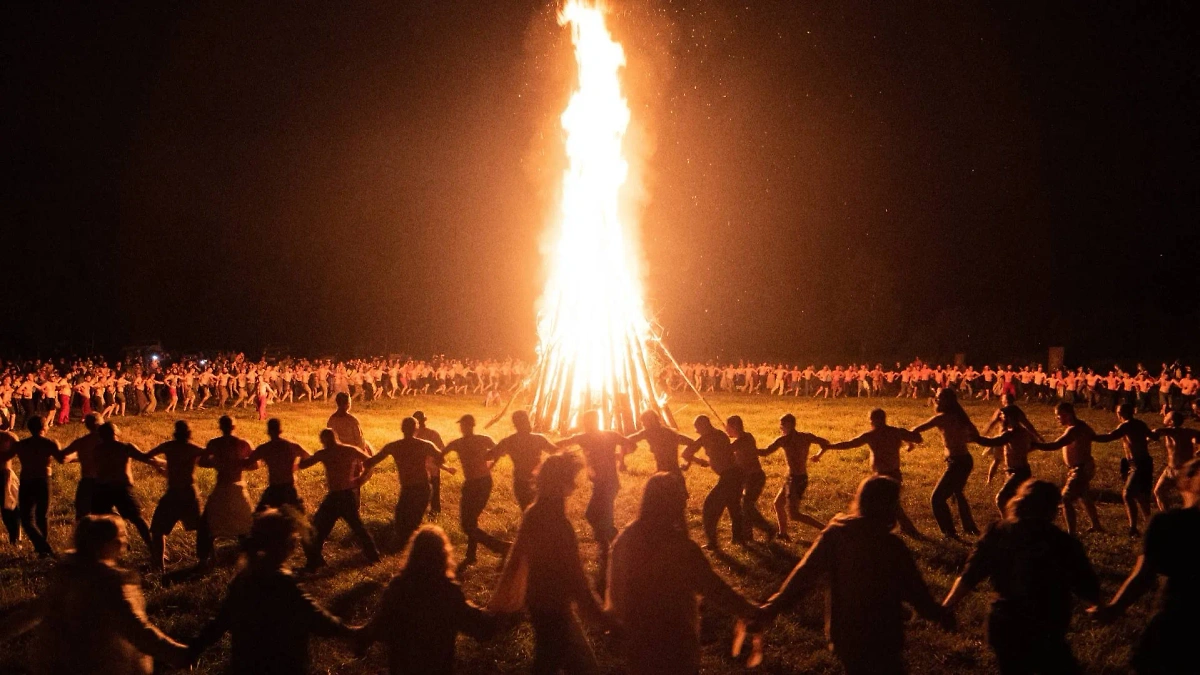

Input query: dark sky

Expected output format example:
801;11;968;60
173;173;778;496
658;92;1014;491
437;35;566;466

4;1;1197;364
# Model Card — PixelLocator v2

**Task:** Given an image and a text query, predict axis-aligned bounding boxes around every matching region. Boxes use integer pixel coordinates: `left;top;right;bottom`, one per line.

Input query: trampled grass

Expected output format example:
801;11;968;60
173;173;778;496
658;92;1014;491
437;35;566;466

0;394;1157;673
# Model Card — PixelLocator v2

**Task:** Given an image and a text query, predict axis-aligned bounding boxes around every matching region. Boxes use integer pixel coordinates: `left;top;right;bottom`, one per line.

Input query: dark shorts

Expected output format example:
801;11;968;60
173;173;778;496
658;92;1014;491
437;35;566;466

782;473;809;502
586;480;619;541
1125;456;1154;498
93;482;145;522
1062;462;1094;500
151;487;203;533
257;483;303;512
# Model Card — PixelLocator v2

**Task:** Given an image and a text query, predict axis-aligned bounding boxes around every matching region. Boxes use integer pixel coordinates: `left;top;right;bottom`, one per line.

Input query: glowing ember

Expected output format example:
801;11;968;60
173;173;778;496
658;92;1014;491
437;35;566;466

529;0;666;433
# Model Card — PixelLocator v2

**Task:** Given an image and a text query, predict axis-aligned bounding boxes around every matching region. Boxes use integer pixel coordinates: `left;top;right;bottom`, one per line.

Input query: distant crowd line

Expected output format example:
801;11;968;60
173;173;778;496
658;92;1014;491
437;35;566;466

0;353;529;427
676;359;1200;413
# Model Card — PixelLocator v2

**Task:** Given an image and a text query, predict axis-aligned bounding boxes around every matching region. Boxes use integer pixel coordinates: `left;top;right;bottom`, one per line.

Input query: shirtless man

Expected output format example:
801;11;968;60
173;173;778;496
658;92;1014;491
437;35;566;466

973;406;1037;516
60;413;103;519
682;415;745;551
1149;411;1199;510
300;428;380;570
444;414;510;566
145;420;212;570
92;422;161;550
1032;402;1104;535
813;408;924;538
362;417;446;549
758;413;828;540
0;416;63;556
625;410;693;476
248;418;310;512
558;409;635;589
413;411;445;516
490;409;557;511
911;389;980;539
1093;403;1156;535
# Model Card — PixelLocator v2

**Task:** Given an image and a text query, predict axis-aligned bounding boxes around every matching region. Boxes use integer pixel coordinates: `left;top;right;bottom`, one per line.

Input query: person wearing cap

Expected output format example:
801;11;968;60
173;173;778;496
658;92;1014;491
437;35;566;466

248;418;310;513
145;420;212;571
363;417;448;551
443;414;510;567
490;410;558;511
413;411;446;516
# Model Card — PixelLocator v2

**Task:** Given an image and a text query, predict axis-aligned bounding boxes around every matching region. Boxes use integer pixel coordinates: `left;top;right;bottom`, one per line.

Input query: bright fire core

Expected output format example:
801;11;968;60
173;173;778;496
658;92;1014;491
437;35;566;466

529;0;666;433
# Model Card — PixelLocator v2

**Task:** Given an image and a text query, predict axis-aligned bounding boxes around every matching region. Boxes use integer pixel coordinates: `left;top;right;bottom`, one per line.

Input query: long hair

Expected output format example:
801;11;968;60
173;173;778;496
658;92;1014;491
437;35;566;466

935;388;971;425
633;472;688;535
399;526;456;582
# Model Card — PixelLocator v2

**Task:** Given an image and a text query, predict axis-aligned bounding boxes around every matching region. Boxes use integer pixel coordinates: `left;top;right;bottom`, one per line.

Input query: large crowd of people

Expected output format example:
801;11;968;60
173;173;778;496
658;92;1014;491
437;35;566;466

0;351;1197;674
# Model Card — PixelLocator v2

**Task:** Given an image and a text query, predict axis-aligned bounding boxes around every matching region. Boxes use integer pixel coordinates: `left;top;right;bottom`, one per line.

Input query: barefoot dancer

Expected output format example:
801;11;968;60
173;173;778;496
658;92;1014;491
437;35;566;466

911;389;980;539
1093;403;1156;535
1032;402;1104;535
813;409;925;538
973;407;1037;517
1149;411;1199;510
758;413;828;540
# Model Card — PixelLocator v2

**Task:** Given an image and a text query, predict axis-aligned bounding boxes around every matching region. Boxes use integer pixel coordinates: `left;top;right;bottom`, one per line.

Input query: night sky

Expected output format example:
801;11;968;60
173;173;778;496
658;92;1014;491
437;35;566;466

5;1;1197;365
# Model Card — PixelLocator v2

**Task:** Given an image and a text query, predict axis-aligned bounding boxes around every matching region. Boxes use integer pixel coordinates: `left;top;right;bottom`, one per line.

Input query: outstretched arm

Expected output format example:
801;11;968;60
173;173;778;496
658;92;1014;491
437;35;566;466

1093;423;1128;444
911;414;943;435
298;451;323;471
1032;427;1075;451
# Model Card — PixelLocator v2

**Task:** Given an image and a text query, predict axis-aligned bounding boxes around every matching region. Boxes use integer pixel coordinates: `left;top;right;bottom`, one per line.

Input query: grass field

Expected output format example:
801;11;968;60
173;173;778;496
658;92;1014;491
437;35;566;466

0;393;1159;673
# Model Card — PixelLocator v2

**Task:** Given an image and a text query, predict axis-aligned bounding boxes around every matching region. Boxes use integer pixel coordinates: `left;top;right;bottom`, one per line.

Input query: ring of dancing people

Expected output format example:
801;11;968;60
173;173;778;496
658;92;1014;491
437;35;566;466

0;351;1197;674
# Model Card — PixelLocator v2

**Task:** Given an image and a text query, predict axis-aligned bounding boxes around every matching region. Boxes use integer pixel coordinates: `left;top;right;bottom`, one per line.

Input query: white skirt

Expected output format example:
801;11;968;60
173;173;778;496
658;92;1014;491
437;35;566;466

205;481;253;538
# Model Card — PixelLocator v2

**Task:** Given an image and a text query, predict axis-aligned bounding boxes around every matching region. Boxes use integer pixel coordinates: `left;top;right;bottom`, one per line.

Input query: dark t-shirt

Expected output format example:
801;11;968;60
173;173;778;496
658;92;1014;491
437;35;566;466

960;519;1100;635
1143;507;1200;616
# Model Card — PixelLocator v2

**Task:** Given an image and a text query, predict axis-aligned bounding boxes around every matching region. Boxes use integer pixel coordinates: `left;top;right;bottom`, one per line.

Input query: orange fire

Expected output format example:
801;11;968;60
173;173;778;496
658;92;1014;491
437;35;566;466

529;0;666;433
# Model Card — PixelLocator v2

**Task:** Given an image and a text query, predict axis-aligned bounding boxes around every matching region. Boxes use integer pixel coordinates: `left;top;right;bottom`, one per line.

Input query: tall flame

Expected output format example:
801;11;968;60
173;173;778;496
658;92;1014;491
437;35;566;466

529;0;665;433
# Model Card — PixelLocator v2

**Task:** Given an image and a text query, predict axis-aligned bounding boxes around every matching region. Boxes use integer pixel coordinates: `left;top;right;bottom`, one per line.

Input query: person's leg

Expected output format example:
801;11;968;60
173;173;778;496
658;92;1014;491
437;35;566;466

721;470;746;542
930;462;959;537
950;455;978;535
149;494;179;569
304;494;339;567
701;483;723;547
460;478;484;561
113;486;152;547
340;491;380;562
394;485;429;550
1153;469;1173;511
18;478;53;554
995;468;1030;517
741;470;772;536
772;483;790;538
514;477;535;512
429;473;442;516
1061;493;1079;535
585;481;617;592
